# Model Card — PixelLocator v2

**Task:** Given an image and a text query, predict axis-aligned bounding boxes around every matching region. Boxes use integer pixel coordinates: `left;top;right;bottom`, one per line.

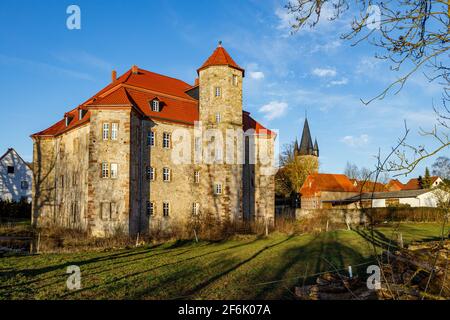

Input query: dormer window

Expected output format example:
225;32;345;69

151;100;160;112
65;116;72;127
78;109;84;120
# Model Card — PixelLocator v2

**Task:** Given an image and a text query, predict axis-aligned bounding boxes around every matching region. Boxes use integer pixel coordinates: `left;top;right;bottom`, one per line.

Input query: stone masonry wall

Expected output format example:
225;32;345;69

32;124;90;229
87;109;132;237
197;65;244;222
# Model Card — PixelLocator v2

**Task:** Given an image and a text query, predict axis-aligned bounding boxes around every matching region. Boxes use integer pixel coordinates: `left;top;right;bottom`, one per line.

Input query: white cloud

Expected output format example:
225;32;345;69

341;134;369;147
311;40;342;53
312;67;337;77
275;7;293;31
259;101;288;120
249;71;265;80
355;56;381;75
328;77;348;86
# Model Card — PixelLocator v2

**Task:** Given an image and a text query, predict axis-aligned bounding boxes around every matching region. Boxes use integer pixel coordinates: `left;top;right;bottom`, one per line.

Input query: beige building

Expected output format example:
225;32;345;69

31;43;276;237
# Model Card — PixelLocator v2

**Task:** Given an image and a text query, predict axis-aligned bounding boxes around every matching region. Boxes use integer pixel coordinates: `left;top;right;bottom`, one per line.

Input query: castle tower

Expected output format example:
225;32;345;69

197;42;245;220
197;41;244;126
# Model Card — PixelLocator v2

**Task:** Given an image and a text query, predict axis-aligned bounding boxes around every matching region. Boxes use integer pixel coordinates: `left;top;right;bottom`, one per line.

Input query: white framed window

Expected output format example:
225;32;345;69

151;100;160;112
147;131;155;147
7;166;14;174
214;183;223;195
194;171;200;184
102;123;109;140
163;202;170;217
163;167;171;182
101;162;109;178
215;112;221;123
215;87;221;97
65;116;72;127
192;203;200;216
232;75;238;86
111;123;119;140
110;163;118;179
147;166;155;181
0;179;3;192
163;132;171;149
147;201;154;216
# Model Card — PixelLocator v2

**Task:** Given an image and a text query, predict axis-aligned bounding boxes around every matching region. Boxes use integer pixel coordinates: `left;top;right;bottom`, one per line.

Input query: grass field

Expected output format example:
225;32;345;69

0;223;447;300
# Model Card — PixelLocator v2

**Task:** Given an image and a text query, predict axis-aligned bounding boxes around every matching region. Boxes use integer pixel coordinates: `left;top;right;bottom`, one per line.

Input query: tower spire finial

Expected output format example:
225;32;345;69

218;40;222;47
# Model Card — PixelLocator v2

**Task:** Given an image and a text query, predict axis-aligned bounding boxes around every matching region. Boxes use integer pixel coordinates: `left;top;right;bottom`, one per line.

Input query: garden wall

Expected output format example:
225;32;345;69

295;207;447;226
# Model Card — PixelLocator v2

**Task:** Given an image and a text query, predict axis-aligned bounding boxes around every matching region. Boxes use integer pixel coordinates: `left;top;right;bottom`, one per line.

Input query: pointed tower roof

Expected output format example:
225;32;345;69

298;118;314;156
294;139;299;155
314;138;319;157
197;41;245;76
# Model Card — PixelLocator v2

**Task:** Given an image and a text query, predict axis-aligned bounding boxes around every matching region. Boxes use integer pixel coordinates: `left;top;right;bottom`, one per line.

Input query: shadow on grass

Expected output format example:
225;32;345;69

58;237;263;299
250;231;373;300
0;241;206;292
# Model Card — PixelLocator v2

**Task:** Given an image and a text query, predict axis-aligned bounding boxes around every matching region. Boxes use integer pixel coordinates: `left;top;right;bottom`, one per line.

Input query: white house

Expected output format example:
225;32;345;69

326;189;448;208
0;148;33;202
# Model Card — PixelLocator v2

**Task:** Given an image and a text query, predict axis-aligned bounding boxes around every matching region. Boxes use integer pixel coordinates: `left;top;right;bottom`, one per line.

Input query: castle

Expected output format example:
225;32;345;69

31;43;276;237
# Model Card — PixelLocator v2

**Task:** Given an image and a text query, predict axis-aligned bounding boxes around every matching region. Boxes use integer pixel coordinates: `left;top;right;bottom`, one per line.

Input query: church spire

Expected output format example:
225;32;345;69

314;138;319;157
294;138;299;155
298;117;315;156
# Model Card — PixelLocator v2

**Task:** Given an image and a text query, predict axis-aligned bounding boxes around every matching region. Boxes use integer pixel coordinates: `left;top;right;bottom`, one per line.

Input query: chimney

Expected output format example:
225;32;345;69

195;78;199;86
111;70;117;82
131;65;138;74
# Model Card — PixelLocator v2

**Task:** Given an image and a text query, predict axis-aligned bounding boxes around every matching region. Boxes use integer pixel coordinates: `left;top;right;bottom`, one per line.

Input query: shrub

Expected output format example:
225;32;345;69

0;199;31;222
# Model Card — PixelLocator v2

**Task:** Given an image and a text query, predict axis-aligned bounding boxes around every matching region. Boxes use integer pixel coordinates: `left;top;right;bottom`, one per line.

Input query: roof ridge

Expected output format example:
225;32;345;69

123;84;198;103
136;68;192;87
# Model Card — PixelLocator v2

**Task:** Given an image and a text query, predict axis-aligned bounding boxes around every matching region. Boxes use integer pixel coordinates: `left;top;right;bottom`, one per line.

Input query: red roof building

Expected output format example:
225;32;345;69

299;173;360;209
32;59;270;137
386;179;405;191
31;43;276;237
402;176;442;190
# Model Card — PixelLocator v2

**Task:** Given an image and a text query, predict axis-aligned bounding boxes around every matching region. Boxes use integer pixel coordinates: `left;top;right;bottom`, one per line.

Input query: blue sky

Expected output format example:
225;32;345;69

0;0;446;182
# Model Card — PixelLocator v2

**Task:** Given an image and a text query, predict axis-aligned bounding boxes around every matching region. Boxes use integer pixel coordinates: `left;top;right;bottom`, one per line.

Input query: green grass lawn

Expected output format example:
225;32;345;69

0;222;447;300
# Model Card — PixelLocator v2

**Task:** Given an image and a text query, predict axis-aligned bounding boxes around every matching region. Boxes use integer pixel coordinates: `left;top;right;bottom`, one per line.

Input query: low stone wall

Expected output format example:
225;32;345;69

296;208;366;226
294;207;445;226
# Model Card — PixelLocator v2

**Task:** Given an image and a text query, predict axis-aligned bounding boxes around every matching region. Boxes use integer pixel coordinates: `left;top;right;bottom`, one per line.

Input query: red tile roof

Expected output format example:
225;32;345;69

355;180;387;192
124;87;199;125
402;176;440;190
243;111;274;136
197;44;245;75
300;173;358;197
386;179;405;191
32;49;269;138
88;87;133;106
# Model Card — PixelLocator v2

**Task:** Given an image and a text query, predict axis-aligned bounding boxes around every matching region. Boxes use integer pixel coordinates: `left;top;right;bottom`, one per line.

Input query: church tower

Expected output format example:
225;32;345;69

295;117;319;172
295;117;319;157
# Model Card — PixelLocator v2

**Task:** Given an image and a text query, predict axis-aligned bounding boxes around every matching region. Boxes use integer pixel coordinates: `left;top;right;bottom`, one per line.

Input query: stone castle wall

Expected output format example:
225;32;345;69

32;65;276;237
